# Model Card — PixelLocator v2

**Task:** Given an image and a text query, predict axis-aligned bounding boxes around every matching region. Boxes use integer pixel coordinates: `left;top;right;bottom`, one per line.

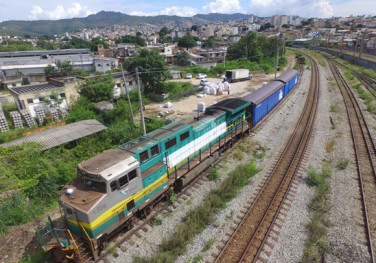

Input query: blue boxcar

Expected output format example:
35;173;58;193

243;69;299;126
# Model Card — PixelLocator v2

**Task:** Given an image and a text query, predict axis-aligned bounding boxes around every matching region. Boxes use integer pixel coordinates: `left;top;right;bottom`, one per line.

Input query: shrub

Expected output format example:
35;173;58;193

337;158;349;170
208;168;220;181
306;167;324;187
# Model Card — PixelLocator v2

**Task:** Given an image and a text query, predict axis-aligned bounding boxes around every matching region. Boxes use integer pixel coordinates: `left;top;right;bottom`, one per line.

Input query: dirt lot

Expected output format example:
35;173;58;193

144;53;296;121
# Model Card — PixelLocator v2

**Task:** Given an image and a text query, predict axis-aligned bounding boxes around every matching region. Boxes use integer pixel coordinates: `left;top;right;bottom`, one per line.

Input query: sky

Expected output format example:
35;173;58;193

0;0;375;22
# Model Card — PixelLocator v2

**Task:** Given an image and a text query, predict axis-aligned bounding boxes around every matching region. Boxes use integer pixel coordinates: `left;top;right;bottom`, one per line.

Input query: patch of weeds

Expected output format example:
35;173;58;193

226;209;235;220
302;164;332;263
302;91;306;96
255;148;266;159
233;150;243;160
326;139;335;153
208;168;220;181
329;104;337;113
168;212;173;218
169;192;176;204
373;126;376;131
152;213;163;226
187;199;192;205
20;249;51;263
203;238;215;252
236;143;248;153
192;254;203;263
337;158;349;170
105;244;117;255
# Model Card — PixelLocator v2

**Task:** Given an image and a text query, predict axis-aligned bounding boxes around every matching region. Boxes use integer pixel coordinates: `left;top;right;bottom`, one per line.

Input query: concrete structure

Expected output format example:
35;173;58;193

94;56;119;73
8;77;82;117
0;49;94;77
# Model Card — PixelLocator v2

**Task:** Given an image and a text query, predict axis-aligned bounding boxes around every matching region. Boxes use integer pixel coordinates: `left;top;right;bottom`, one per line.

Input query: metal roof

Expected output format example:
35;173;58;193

207;98;250;114
275;69;298;84
1;119;106;150
0;49;91;58
243;81;284;105
9;82;62;95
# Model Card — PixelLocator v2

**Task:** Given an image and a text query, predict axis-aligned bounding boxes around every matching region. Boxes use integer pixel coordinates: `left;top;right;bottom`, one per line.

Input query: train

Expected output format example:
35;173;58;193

37;69;299;262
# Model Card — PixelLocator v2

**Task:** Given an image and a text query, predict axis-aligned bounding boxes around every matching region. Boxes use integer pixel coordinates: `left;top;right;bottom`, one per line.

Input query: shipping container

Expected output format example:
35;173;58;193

225;69;250;83
275;69;299;93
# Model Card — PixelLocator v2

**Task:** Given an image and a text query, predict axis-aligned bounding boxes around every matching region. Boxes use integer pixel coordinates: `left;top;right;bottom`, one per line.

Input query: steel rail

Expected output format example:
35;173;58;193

214;53;318;263
327;57;376;263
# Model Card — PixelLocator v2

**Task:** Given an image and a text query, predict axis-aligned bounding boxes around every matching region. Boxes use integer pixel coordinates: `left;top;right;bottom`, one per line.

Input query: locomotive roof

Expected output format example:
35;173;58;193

78;148;134;176
275;69;298;83
119;121;191;154
243;81;284;105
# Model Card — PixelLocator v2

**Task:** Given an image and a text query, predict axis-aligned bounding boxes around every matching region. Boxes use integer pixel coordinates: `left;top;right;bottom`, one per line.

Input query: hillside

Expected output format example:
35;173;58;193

0;11;255;36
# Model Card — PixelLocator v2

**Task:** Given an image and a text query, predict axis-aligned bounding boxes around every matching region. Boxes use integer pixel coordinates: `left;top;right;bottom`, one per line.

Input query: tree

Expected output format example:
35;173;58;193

178;35;196;48
176;52;191;66
78;73;114;102
159;26;171;38
124;49;168;94
56;61;73;76
281;24;290;29
191;25;198;31
202;36;215;48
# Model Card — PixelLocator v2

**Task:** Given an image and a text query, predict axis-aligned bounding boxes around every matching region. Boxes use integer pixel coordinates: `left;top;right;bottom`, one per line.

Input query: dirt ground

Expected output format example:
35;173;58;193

144;53;296;121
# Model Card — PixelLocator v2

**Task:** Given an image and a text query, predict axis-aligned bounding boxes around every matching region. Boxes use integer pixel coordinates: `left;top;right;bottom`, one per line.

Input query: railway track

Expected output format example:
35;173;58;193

327;57;376;263
214;54;319;263
334;60;376;98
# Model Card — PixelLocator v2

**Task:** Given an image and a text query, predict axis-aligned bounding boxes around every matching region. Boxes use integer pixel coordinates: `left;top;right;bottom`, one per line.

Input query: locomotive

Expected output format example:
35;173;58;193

37;69;299;262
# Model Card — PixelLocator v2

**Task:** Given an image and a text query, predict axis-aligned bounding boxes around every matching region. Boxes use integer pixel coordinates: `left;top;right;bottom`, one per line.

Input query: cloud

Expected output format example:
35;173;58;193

203;0;243;14
28;3;95;20
130;6;198;17
332;0;376;16
248;0;334;18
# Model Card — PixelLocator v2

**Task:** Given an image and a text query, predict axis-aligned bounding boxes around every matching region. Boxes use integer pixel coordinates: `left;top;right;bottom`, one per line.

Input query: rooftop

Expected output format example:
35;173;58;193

1;119;106;150
9;82;63;95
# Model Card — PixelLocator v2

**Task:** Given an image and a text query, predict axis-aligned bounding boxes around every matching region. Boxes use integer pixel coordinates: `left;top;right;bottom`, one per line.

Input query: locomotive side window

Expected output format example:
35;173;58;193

66;208;73;215
180;131;190;142
128;169;137;181
119;175;128;188
150;145;159;156
165;138;176;150
139;150;149;162
127;199;135;211
110;181;117;191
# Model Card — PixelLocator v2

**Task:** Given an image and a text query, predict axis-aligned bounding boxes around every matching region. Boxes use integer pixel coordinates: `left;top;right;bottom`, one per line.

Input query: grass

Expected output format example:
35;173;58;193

134;160;260;263
192;254;203;263
202;238;215;252
152;213;163;226
208;168;220;181
169;192;176;204
302;164;332;263
233;150;244;160
105;244;117;255
330;104;337;113
20;249;51;263
337;158;349;170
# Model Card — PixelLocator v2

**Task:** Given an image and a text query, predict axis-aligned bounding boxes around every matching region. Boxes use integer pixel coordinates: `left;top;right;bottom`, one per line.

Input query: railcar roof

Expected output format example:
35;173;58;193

275;69;298;83
243;81;284;105
207;98;250;114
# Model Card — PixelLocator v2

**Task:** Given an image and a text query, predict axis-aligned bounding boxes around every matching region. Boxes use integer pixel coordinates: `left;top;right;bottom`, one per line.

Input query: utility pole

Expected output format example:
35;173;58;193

136;67;146;135
353;32;359;61
359;32;366;59
339;33;344;56
275;38;279;79
121;63;134;125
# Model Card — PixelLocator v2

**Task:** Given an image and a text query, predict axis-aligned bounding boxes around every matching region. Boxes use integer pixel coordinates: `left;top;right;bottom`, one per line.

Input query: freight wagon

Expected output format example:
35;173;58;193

225;69;251;83
37;69;299;262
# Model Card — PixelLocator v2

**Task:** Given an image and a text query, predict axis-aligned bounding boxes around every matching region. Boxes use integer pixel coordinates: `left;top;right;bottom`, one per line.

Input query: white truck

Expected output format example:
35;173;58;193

225;69;252;83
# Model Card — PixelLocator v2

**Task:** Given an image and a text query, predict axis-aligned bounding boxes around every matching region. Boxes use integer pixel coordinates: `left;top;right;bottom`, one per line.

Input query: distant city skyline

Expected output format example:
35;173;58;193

0;0;375;22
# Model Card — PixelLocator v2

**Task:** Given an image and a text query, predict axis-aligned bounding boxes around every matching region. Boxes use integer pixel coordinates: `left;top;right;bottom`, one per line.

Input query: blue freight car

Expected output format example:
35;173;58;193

243;69;299;126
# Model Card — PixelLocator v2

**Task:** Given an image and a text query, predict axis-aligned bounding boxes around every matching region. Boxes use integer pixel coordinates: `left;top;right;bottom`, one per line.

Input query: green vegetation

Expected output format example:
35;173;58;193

0;40;42;52
20;249;51;263
326;139;335;153
337;158;349;170
177;36;197;48
160;82;196;99
134;160;259;263
330;104;337;112
203;238;215;252
124;49;169;94
302;164;332;263
77;73;114;102
192;254;203;263
115;35;146;46
208;168;220;181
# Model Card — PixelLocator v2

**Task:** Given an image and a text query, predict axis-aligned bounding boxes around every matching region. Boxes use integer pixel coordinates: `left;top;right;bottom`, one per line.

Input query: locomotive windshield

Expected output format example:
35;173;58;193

77;168;107;193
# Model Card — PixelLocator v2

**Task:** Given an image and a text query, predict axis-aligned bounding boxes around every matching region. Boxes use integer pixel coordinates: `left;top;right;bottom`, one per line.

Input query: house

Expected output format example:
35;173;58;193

94;56;119;73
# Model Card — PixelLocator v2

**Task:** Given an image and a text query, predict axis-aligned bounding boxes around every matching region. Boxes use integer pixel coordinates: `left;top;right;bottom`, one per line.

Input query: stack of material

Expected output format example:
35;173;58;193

57;108;68;119
10;111;23;129
34;106;46;125
20;109;36;127
217;82;224;92
0;107;10;133
49;108;60;122
223;81;230;91
197;102;206;112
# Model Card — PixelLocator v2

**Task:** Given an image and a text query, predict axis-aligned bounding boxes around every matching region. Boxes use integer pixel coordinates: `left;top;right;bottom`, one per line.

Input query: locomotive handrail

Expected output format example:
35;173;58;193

79;222;96;253
67;229;82;260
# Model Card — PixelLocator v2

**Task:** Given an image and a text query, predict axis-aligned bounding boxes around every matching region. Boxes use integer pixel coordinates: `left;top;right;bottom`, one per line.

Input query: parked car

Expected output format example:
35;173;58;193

200;79;210;86
186;73;192;79
196;73;207;79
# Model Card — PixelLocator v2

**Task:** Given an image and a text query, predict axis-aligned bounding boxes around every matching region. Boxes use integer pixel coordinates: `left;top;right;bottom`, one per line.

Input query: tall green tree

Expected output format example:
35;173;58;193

123;49;168;93
176;52;191;66
178;35;197;48
77;73;114;102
